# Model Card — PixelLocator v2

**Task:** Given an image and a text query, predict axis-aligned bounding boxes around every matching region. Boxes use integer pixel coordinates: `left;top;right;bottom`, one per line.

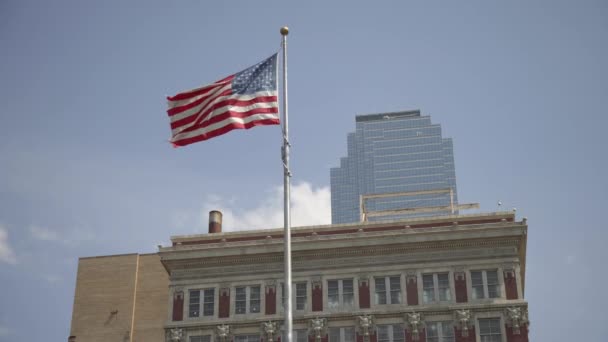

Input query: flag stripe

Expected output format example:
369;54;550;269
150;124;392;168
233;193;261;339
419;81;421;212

170;96;278;131
171;114;280;146
167;84;232;116
173;108;279;138
166;76;234;104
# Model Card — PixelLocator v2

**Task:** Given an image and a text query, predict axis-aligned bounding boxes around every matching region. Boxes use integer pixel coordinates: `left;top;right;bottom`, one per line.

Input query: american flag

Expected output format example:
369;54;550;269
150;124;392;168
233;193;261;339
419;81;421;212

166;54;279;147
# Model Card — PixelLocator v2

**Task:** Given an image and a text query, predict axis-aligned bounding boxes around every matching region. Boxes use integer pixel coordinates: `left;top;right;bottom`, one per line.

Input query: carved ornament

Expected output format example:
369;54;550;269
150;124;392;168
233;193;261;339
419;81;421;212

454;309;473;337
405;312;423;341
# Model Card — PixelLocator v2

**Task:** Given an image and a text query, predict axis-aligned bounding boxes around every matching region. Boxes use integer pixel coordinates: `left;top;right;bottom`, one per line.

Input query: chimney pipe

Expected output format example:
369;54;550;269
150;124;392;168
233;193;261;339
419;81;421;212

208;210;223;233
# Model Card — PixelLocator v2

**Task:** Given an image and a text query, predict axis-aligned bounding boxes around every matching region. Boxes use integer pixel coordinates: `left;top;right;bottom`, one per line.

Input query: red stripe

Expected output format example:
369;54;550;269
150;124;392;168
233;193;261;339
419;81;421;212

167;87;232;116
167;75;234;101
175;107;279;135
172;118;280;146
170;95;278;130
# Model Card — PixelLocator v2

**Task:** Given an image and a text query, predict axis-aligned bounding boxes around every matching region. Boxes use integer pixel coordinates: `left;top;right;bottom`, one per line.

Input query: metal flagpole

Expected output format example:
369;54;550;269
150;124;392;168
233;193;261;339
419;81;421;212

280;26;293;342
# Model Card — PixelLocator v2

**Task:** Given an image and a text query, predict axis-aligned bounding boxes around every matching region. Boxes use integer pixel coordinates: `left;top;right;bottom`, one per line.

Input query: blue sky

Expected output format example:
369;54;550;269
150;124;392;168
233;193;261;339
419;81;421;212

1;0;607;340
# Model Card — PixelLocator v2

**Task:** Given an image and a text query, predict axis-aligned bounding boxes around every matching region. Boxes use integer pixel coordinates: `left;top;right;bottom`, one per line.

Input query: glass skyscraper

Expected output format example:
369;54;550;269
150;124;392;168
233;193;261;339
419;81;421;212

330;110;458;224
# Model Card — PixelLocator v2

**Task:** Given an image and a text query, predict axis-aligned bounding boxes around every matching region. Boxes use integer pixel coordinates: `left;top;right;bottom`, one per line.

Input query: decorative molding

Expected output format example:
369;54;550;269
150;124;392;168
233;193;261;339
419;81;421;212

406;272;417;284
311;276;322;288
220;287;230;296
261;321;279;342
265;280;277;292
358;275;369;287
356;315;375;342
454;309;473;337
505;307;529;335
308;317;327;342
216;324;231;342
162;237;523;271
503;266;516;278
405;312;423;341
173;289;184;299
168;328;183;342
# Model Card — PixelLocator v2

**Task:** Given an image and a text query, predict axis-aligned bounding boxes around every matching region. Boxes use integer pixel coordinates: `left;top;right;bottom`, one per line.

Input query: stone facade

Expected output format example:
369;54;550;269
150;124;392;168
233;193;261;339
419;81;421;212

68;212;530;342
160;212;529;342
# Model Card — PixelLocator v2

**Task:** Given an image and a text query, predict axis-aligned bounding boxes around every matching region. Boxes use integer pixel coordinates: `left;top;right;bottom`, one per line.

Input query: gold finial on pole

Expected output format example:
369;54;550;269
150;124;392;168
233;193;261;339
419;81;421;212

280;26;289;36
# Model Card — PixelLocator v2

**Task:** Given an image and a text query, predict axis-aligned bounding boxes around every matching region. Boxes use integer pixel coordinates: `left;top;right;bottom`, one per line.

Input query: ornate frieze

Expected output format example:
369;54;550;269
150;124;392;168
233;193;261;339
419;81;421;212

308;317;328;342
358;275;369;287
216;324;231;342
505;307;529;335
168;328;183;342
356;315;375;342
454;309;473;337
261;321;279;342
405;312;423;341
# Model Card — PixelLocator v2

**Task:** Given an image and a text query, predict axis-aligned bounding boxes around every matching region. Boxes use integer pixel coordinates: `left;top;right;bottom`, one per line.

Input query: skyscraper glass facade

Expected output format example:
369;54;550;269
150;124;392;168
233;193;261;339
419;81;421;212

330;110;458;224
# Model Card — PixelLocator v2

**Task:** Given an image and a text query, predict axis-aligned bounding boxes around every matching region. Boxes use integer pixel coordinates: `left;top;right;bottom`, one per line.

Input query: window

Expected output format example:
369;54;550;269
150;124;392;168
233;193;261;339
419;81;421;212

422;273;451;303
235;285;261;314
294;329;308;342
234;335;260;342
377;325;404;342
471;270;501;299
189;288;215;317
190;336;211;342
329;327;355;342
327;279;354;308
426;322;454;342
281;282;308;311
478;318;502;342
375;276;401;304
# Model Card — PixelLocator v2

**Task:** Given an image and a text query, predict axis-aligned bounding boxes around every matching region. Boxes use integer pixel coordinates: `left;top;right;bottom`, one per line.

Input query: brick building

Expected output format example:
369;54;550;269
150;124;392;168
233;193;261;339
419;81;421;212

69;211;529;342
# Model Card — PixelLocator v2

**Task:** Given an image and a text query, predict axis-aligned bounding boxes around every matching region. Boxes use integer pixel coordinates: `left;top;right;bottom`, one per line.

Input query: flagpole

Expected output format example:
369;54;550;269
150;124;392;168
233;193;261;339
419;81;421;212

280;26;293;342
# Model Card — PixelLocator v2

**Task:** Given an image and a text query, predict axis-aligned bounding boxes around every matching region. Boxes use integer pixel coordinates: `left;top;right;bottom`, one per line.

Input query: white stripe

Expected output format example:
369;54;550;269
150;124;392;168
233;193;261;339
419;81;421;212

169;83;232;122
171;113;279;142
169;89;276;124
171;100;278;136
167;79;231;109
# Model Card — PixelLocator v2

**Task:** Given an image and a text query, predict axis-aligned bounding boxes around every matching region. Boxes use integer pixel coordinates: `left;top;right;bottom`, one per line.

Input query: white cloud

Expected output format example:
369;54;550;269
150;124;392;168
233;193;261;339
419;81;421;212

29;225;60;242
28;224;94;246
0;225;17;265
200;182;331;232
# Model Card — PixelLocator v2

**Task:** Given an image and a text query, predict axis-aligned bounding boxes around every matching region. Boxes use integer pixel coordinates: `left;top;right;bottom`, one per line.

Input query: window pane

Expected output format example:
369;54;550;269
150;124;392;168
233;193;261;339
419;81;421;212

377;326;390;342
343;327;355;342
471;272;485;299
437;274;451;301
423;274;435;289
390;277;401;304
235;287;246;314
328;280;339;307
392;325;404;342
250;286;261;313
203;289;214;316
343;279;354;306
329;328;340;342
295;330;308;342
426;322;439;338
189;290;200;317
190;336;210;342
472;285;485;299
479;318;502;342
471;271;483;286
486;271;500;298
375;278;387;304
441;321;454;342
296;283;307;310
